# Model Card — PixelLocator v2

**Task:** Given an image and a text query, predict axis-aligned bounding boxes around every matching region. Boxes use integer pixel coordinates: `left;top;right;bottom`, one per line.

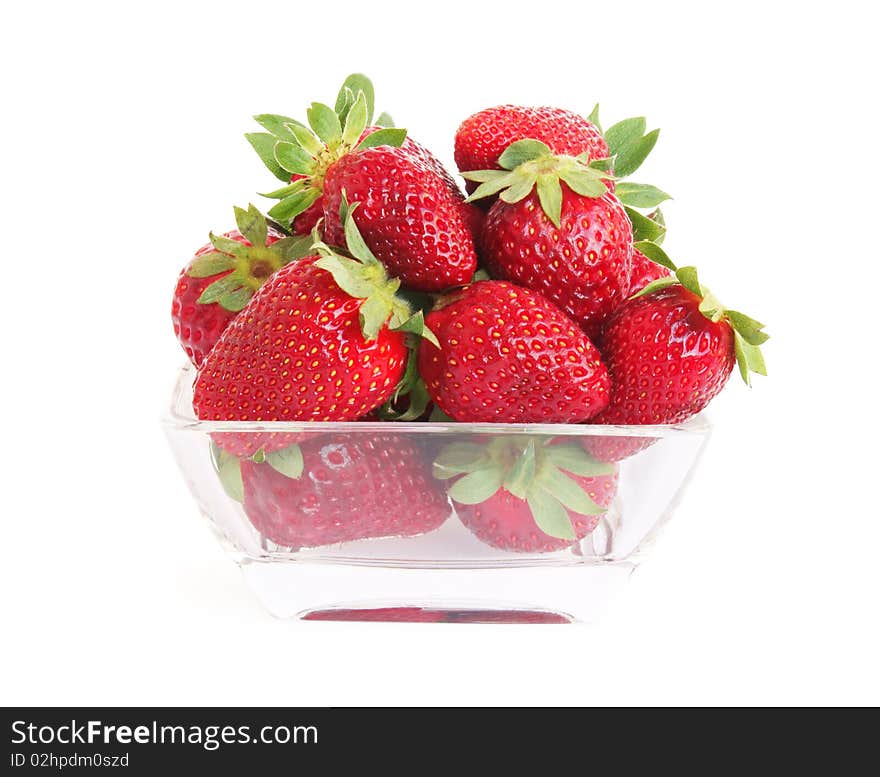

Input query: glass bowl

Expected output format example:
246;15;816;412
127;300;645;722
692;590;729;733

163;364;711;623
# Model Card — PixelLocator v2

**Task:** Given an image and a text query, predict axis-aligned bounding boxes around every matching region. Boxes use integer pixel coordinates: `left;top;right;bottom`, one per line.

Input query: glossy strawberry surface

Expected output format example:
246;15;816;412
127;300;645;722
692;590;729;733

322;146;477;291
593;285;736;425
419;281;610;423
172;229;281;367
193;257;407;454
454;105;609;192
241;434;451;548
481;188;632;339
455;467;617;553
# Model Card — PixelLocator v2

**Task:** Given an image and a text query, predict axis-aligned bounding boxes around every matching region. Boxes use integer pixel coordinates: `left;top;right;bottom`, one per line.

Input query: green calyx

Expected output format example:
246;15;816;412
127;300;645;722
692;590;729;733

434;437;615;541
246;74;406;226
590;106;674;237
190;204;313;312
311;194;439;347
635;265;770;386
462;139;613;228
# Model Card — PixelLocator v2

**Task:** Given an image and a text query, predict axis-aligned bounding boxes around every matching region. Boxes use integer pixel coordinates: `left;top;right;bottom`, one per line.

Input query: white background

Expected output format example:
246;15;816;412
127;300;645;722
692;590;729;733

3;0;878;706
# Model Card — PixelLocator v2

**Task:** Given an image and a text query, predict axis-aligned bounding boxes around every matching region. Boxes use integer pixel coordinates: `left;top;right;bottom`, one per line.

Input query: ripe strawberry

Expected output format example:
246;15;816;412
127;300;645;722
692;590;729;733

249;76;477;290
454;105;609;198
592;266;769;425
321;145;478;290
464;140;632;338
237;434;451;549
171;206;311;367
193;199;435;455
418;280;610;423
434;437;618;553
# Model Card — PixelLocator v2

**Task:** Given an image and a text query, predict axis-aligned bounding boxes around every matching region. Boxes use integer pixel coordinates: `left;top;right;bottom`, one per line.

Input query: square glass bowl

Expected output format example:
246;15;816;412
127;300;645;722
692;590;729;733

164;365;710;623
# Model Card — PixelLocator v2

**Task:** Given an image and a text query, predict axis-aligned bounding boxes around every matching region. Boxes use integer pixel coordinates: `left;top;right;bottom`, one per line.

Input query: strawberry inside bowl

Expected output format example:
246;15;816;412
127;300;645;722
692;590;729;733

163;364;711;623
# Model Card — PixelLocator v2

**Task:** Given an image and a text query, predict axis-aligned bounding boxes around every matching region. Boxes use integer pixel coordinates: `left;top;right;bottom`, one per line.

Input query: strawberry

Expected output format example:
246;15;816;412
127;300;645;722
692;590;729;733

321;145;478;290
454;106;609;198
171;205;311;367
248;75;477;290
464;140;634;338
592;266;769;425
193;198;435;455
235;434;451;549
434;437;618;553
418;280;610;423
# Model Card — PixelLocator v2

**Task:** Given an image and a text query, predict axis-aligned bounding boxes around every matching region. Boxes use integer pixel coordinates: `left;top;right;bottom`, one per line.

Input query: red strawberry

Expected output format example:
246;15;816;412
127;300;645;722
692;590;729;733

593;266;768;425
285;133;461;236
250;77;477;290
193;199;433;455
238;434;451;549
418;280;610;424
321;145;478;291
454;105;609;198
464;140;632;339
171;206;310;367
435;437;618;553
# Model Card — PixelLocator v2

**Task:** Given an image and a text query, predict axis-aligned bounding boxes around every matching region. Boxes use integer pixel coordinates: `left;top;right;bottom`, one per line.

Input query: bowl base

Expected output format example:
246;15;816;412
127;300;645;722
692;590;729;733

239;558;637;623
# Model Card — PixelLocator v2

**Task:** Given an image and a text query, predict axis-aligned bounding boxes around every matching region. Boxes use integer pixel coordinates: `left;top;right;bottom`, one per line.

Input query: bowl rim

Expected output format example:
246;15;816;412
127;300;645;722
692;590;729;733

162;364;712;438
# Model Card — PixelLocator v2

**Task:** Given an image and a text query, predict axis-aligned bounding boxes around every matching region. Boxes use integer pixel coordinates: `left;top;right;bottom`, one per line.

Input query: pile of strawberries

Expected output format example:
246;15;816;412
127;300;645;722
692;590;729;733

171;74;768;554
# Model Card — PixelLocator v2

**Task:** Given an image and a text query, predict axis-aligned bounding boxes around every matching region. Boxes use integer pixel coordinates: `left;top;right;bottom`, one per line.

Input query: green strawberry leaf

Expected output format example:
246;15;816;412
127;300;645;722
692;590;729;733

219;287;253;312
498;139;552;170
625;206;667;243
233;204;268;248
558;167;609;198
356;127;407;150
536;466;607;516
614;129;660;178
314;255;376;300
266;444;304;479
733;331;768;386
359;293;391;341
245;132;290;182
503;439;537;499
210;443;244;503
464;171;517;202
188;252;233;278
253;114;304;141
375;111;394;128
259;179;308;200
536;173;563;228
272;234;316;262
448;467;504;505
675;266;702;297
267;188;321;223
197;274;243;305
392;311;440;348
604;117;646;157
615;182;672;209
588;103;602;132
209;232;246;256
342;91;369;147
288;123;325;157
433;442;488;476
725;310;770;346
633;240;676;271
499;176;536;203
526;490;575;540
335;74;375;126
544;444;617;477
274;141;315;176
307;102;342;144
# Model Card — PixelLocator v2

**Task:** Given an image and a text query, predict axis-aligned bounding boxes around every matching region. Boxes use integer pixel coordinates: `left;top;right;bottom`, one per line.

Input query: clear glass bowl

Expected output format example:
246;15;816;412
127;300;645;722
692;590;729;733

163;364;711;623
